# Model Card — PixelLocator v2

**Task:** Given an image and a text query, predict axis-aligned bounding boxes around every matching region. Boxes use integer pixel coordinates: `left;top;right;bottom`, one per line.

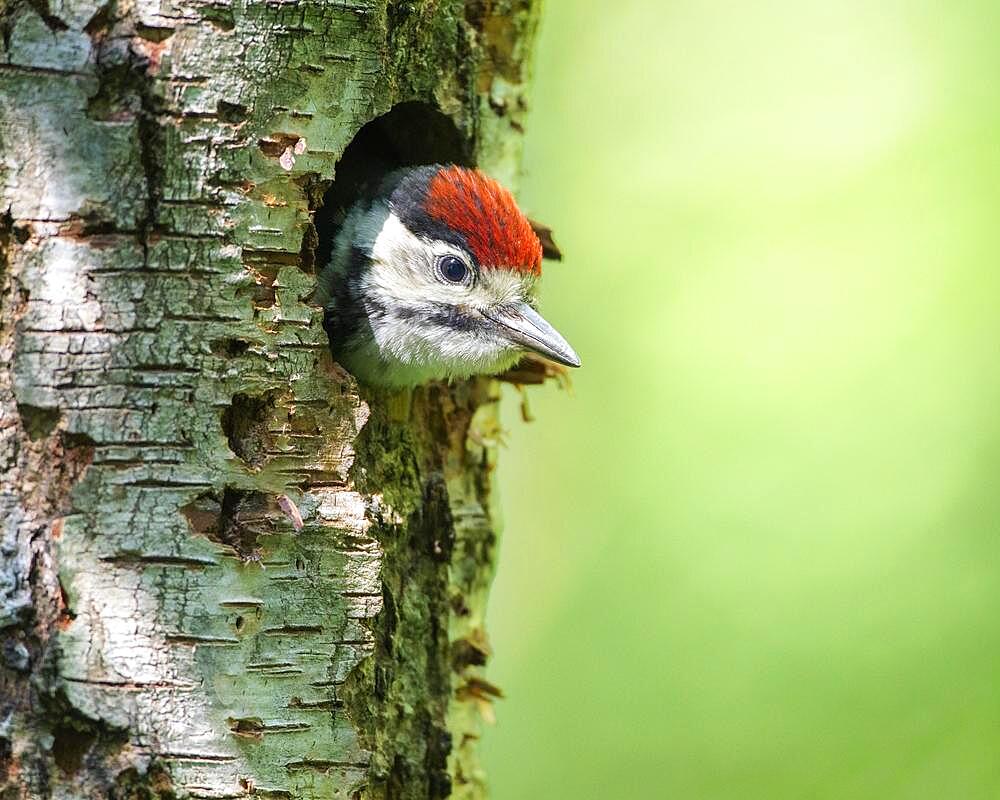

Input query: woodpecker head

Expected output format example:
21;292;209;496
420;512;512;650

319;164;581;388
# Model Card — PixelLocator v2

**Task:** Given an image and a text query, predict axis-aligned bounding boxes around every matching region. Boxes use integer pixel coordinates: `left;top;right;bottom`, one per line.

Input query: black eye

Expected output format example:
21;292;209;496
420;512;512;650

438;255;469;284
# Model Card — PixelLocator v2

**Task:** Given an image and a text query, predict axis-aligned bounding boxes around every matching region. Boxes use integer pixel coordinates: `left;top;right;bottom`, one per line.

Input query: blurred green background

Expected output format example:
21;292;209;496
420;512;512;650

481;1;1000;798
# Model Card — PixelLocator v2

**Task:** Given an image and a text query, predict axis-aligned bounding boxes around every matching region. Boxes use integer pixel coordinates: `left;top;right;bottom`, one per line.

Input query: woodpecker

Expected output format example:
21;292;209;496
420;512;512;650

317;164;580;388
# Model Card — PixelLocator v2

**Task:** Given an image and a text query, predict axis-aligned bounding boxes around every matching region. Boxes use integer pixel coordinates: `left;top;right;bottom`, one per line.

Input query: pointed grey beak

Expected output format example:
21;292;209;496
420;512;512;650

483;302;581;368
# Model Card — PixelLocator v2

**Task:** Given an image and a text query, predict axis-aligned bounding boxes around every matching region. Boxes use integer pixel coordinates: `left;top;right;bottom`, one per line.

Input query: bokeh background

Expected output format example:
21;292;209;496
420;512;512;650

481;1;1000;798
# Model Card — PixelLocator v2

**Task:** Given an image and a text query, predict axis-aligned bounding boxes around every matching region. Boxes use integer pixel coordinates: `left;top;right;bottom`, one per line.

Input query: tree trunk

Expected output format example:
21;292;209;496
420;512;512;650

0;1;539;797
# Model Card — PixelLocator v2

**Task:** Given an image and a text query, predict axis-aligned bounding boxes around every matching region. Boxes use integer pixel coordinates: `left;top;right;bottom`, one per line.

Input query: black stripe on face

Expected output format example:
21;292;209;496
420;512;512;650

395;303;485;335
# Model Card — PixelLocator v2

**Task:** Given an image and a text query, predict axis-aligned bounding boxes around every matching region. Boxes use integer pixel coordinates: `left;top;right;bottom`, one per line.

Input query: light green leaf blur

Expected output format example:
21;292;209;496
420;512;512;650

482;1;1000;798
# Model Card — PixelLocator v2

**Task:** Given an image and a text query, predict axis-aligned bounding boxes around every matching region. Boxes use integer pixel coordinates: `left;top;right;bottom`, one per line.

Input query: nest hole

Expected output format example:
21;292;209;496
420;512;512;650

313;102;472;274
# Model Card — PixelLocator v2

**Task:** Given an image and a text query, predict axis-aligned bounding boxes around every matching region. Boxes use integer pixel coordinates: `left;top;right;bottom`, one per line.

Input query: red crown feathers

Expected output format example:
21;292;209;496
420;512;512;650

424;166;542;276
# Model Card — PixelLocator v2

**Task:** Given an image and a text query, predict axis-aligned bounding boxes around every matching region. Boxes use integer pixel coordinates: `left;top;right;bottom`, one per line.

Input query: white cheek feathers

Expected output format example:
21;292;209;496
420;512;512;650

330;210;529;387
317;164;578;388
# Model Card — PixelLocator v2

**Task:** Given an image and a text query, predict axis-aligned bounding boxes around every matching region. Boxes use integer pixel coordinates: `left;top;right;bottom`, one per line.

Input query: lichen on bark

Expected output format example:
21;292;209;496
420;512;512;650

0;0;542;797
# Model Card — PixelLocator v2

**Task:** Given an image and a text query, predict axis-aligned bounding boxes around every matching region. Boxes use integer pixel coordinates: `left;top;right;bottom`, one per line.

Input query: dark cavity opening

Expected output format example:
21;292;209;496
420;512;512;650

17;403;60;440
220;391;273;468
313;102;472;277
181;486;270;559
52;724;95;773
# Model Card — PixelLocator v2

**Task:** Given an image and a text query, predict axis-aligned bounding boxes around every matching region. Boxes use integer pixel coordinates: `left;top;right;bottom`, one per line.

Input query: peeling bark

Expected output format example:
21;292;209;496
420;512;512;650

0;0;541;797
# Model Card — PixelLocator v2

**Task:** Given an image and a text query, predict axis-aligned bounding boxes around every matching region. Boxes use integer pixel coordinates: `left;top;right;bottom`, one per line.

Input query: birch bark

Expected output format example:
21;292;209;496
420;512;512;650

0;1;540;797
